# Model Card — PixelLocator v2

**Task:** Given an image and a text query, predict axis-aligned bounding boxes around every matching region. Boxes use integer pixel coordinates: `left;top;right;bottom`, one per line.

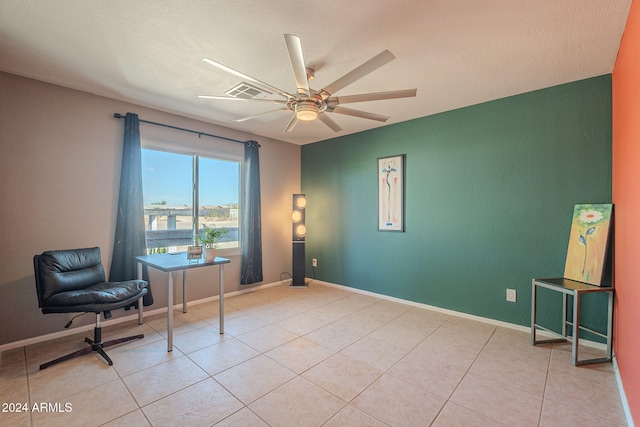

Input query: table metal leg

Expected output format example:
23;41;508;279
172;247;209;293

606;291;613;360
562;293;568;337
167;271;174;352
530;280;537;345
183;270;187;313
137;262;144;326
219;264;224;334
531;281;570;347
572;291;580;366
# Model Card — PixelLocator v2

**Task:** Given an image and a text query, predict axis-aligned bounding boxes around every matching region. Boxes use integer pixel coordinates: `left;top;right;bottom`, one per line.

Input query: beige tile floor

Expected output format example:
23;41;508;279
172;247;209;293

0;283;628;427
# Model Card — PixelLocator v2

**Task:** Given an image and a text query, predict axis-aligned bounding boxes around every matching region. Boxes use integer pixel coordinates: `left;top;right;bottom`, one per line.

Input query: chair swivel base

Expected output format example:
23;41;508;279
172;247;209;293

39;327;144;370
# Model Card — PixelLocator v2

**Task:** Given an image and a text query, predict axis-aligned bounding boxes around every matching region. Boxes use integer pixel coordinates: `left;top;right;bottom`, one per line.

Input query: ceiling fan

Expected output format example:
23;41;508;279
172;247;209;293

198;34;417;133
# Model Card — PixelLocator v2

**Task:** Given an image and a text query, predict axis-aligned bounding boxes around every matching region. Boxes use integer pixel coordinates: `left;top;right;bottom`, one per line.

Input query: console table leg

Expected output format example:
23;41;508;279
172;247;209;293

219;264;224;334
167;271;174;352
606;291;613;360
530;280;537;345
562;293;568;336
572;291;580;366
183;270;187;313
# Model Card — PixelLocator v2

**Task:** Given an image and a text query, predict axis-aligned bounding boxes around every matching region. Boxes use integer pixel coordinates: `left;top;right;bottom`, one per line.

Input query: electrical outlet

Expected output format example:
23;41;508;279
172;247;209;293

312;258;318;267
506;289;517;302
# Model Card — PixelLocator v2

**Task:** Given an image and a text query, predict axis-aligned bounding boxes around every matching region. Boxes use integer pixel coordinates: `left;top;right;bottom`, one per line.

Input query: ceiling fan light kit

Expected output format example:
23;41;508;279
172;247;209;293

295;100;319;121
199;34;417;133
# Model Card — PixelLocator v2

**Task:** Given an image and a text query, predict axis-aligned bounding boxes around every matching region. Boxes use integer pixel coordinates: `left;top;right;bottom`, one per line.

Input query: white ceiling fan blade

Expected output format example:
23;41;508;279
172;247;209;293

283;114;299;132
198;95;286;104
284;34;310;97
318;50;396;99
331;106;389;122
332;89;417;105
202;58;294;99
318;113;342;132
234;108;288;122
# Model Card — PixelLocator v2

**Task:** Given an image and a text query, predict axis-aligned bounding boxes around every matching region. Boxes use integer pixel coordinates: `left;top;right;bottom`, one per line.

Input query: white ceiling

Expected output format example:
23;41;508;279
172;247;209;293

0;0;631;145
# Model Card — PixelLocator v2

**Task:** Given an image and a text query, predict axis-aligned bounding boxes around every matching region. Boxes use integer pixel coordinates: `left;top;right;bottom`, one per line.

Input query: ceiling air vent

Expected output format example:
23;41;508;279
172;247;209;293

225;82;271;99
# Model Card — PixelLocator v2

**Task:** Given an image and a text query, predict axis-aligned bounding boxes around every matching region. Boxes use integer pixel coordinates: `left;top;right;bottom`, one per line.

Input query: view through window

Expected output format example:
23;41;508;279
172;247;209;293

141;147;240;254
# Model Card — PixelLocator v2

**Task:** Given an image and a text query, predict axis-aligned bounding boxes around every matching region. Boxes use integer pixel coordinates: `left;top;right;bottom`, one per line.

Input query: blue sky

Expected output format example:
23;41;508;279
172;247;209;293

142;149;239;206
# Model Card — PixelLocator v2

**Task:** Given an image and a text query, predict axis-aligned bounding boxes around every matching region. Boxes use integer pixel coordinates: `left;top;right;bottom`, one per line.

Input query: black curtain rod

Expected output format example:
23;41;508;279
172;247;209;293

113;113;254;146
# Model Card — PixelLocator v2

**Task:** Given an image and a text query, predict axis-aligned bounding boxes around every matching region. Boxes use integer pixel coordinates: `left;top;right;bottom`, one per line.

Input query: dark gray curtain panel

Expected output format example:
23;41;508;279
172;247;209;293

110;112;153;305
240;140;263;284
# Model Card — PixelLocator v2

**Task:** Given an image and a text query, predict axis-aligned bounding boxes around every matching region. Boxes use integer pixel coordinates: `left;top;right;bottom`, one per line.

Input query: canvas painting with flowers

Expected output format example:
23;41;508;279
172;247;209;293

563;203;613;286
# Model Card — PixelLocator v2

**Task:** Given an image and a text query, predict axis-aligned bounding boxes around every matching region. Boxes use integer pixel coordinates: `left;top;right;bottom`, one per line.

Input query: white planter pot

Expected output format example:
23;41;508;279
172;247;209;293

203;248;217;262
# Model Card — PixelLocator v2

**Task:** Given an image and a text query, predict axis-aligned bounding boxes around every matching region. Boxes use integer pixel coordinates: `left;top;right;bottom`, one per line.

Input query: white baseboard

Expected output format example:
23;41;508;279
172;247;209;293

311;278;607;349
613;356;636;427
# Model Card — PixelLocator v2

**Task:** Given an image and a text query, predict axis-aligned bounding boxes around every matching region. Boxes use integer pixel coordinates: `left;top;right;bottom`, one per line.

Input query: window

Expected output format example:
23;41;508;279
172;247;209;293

141;147;240;254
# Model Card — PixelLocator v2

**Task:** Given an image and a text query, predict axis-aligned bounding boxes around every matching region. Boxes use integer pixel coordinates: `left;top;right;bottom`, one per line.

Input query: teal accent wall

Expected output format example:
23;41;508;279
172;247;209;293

302;75;612;331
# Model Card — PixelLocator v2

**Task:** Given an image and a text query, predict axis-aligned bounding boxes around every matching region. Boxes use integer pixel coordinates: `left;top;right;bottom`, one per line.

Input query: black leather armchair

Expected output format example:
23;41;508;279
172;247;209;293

33;247;148;370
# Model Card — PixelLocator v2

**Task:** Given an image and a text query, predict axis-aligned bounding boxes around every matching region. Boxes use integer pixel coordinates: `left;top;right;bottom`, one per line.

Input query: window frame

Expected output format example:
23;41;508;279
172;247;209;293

141;138;243;257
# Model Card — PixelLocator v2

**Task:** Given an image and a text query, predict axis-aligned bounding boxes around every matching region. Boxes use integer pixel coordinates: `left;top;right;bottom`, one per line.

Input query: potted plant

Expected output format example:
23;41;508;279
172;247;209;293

196;225;228;262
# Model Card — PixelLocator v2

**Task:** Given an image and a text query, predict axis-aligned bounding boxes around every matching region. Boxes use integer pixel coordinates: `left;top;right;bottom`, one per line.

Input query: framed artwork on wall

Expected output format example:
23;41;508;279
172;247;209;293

563;203;613;286
378;154;405;232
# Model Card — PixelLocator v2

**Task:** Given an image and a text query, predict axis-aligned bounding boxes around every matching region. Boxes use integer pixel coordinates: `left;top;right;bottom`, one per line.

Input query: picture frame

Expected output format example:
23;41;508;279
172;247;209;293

563;203;613;286
378;154;405;232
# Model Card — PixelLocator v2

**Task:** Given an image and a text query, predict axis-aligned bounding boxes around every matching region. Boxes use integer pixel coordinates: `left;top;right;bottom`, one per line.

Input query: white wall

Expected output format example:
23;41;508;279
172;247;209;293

0;72;301;345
